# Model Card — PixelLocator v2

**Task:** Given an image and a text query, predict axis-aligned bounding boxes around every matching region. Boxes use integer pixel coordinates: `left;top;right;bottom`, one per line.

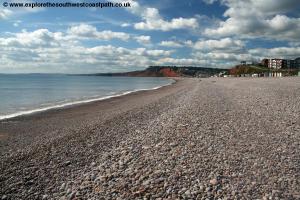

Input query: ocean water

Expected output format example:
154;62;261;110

0;74;174;120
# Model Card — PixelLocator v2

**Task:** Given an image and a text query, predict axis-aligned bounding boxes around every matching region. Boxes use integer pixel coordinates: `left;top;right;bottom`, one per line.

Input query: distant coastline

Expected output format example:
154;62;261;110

79;66;228;78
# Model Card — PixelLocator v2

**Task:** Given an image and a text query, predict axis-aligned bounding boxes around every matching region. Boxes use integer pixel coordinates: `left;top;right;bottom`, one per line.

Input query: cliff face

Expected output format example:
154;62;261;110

152;68;180;77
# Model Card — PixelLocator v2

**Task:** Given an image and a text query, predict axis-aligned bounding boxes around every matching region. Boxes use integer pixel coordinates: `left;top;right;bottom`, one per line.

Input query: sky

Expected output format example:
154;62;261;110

0;0;300;73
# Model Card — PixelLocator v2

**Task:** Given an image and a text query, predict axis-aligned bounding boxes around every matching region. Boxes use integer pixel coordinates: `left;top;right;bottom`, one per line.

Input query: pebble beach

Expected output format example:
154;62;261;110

0;77;300;199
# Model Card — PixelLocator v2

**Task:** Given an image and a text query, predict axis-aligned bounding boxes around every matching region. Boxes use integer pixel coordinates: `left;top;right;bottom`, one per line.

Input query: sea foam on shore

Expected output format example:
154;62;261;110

0;74;174;120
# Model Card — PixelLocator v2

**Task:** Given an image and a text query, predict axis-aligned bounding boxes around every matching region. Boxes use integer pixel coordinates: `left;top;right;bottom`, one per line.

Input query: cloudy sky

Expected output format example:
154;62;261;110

0;0;300;73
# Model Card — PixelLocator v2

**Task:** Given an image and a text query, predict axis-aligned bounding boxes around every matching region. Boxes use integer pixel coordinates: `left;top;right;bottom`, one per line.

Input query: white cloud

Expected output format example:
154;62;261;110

194;51;253;62
246;0;300;14
193;38;245;52
159;41;184;48
68;24;153;44
134;35;151;45
189;46;300;68
0;8;12;19
112;0;198;31
0;29;69;48
134;7;198;31
68;24;130;41
249;47;300;59
0;0;44;20
157;57;207;66
0;28;172;73
202;0;218;4
158;38;245;52
191;45;253;66
1;27;299;72
204;0;300;41
121;23;131;27
134;15;198;31
159;40;197;48
146;49;172;57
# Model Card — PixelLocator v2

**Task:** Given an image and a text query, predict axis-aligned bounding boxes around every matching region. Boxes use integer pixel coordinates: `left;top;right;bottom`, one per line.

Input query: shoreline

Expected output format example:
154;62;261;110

0;77;186;154
0;77;177;122
1;77;299;199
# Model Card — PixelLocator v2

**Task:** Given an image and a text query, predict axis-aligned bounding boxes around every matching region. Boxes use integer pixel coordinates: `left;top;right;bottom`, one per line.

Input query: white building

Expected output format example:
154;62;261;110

268;59;283;69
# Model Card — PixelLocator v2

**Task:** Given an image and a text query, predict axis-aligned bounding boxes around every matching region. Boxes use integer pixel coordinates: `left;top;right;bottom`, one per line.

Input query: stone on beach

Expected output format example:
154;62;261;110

1;77;300;199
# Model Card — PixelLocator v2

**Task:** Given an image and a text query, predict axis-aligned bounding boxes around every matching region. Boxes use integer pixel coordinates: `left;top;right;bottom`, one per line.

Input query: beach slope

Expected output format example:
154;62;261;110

0;77;299;199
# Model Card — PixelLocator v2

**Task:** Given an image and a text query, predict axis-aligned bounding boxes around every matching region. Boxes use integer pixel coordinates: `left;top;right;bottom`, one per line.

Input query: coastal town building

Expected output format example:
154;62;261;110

262;57;300;69
229;57;300;78
268;58;283;69
283;59;292;68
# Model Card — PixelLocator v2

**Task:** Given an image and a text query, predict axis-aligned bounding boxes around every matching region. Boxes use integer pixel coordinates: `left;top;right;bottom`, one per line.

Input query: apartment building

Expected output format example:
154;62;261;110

268;59;283;69
264;57;300;69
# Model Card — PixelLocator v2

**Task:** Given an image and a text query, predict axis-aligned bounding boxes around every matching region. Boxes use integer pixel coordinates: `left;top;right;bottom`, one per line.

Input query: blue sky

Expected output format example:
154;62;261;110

0;0;300;73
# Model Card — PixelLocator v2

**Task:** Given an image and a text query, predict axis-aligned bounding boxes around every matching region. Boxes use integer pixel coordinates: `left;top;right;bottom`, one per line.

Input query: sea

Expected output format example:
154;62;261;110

0;74;174;120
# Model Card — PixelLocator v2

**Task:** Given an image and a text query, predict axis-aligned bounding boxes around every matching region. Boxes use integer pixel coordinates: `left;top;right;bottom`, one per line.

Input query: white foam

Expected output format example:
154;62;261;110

0;81;173;121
